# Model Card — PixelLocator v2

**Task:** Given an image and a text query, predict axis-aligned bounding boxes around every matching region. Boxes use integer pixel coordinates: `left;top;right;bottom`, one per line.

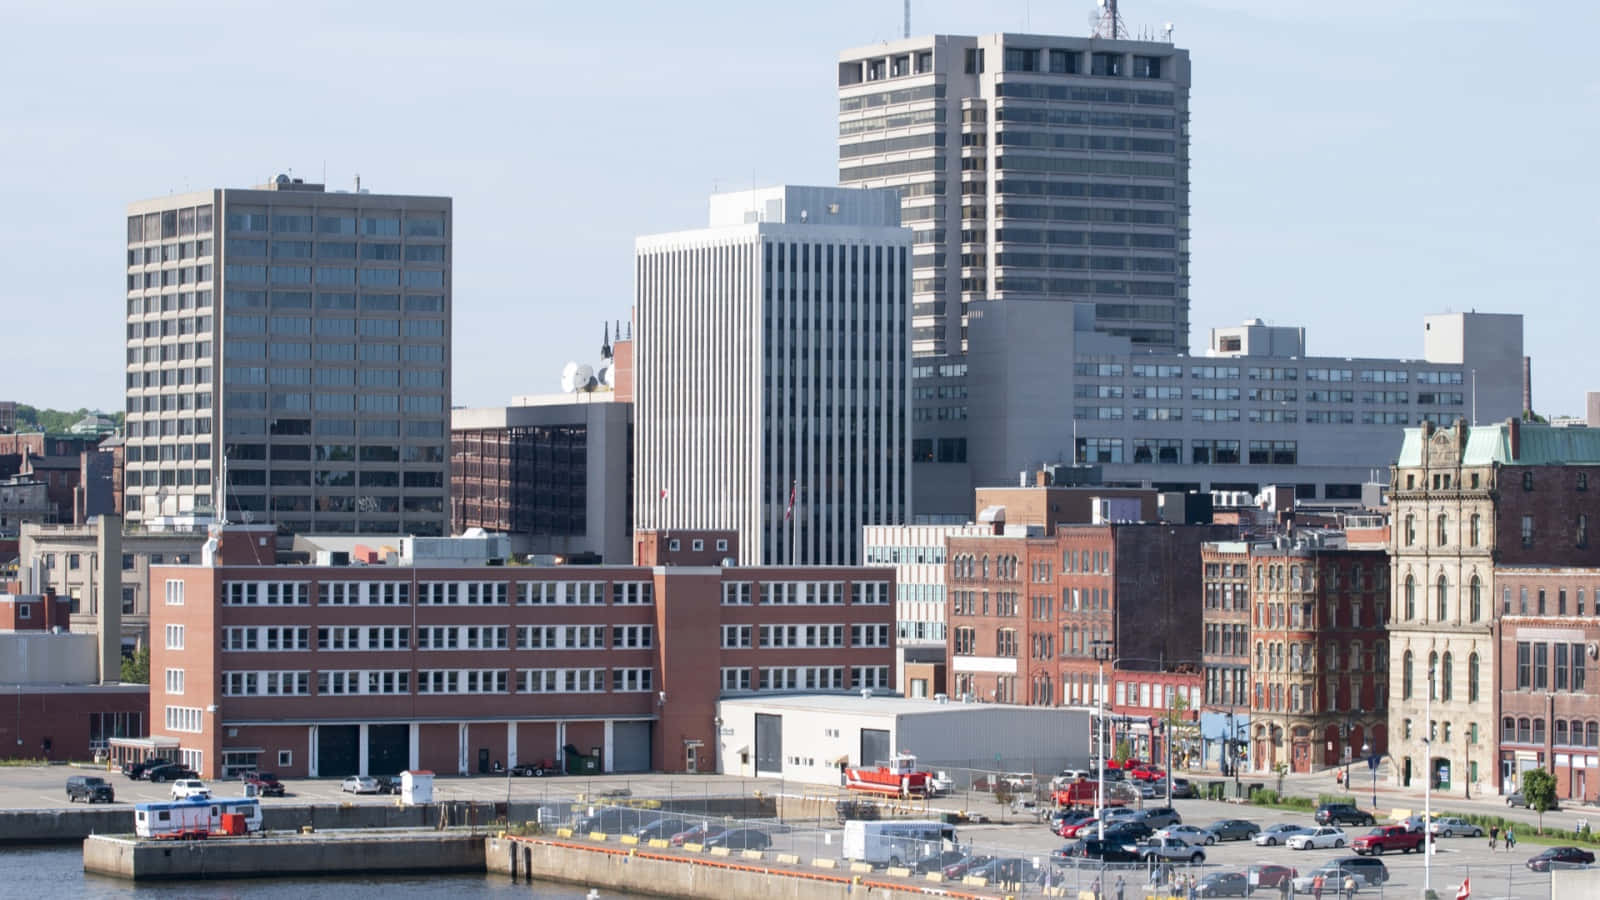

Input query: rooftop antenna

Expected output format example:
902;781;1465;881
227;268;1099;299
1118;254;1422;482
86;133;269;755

903;0;909;38
1093;0;1124;39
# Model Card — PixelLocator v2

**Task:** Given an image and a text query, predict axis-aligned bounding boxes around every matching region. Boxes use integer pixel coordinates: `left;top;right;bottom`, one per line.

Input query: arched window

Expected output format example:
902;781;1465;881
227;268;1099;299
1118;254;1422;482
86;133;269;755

1404;515;1416;546
980;556;988;578
1469;576;1482;622
1402;650;1414;700
1437;513;1449;546
1441;652;1453;702
1468;653;1480;702
1428;651;1439;700
1589;722;1599;748
1470;514;1481;547
1436;574;1449;622
1404;576;1416;619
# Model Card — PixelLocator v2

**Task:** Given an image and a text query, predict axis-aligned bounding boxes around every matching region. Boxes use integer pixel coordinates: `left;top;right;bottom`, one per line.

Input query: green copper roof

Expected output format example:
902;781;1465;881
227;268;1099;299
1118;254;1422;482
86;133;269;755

1398;422;1600;466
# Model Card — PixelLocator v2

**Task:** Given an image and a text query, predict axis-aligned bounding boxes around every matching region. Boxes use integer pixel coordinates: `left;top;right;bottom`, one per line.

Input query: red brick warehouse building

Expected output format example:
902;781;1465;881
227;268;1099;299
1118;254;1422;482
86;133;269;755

945;519;1235;719
147;533;894;779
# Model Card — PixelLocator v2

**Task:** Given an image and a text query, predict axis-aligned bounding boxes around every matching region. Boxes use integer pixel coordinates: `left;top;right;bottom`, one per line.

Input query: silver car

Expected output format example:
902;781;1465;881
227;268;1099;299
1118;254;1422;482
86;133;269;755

1428;817;1484;838
340;775;379;794
1254;823;1314;846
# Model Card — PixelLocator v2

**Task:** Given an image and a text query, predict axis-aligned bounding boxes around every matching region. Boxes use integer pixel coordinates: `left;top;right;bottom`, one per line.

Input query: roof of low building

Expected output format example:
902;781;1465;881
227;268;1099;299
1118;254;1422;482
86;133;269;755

717;692;1089;718
1399;420;1600;467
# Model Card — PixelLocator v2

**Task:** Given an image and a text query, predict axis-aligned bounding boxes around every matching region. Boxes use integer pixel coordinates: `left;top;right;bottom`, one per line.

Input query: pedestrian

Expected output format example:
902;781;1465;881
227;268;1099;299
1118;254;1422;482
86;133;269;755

1506;826;1517;850
1342;873;1358;899
1114;874;1125;900
1312;873;1325;900
1488;824;1498;850
1279;874;1292;900
1187;873;1198;900
1091;876;1101;900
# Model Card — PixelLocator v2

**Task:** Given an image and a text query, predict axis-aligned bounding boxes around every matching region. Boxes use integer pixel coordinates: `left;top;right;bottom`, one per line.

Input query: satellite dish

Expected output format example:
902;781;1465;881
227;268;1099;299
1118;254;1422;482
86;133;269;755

573;364;596;391
598;365;614;388
560;361;580;392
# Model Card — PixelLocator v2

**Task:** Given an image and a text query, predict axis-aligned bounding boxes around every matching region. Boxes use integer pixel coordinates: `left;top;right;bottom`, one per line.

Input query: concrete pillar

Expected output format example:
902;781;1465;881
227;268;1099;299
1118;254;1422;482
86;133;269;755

96;514;122;683
457;723;468;775
308;726;319;778
507;722;518;769
358;724;370;776
408;723;420;771
603;720;615;774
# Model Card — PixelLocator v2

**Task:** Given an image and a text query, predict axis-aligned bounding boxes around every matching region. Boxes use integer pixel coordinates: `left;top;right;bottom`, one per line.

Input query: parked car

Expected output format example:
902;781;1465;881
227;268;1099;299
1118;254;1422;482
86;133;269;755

634;818;692;842
1054;815;1098;838
374;775;401;795
1194;871;1251;897
341;775;380;794
1139;836;1206;864
1256;823;1315;846
1155;824;1213;846
1351;824;1430;856
704;828;771;851
1286;826;1348;850
1051;769;1091;788
1506;790;1560;811
66;775;115;803
242;771;286;797
1204;819;1260;842
1136;806;1182;829
927;771;954;795
1136;781;1158;799
1101;807;1138;824
170;778;210;800
1169;777;1196;799
575;808;646;835
1428;818;1483;838
966;857;1041;885
1246;864;1299;890
1527;846;1596;872
942;853;995;878
1290;857;1389;893
1052;840;1139;864
669;823;723;847
911;848;969;874
144;764;197;783
122;758;171;780
1100;821;1155;843
1315;804;1375;827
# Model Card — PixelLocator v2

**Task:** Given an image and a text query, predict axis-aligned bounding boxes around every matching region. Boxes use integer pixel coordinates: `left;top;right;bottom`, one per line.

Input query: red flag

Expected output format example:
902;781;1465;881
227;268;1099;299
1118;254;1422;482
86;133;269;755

1455;878;1469;900
659;488;668;500
784;481;797;521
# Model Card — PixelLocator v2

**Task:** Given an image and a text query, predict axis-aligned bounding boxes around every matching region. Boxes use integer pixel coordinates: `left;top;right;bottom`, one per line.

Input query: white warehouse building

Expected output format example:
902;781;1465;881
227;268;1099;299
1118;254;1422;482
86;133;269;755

715;693;1090;786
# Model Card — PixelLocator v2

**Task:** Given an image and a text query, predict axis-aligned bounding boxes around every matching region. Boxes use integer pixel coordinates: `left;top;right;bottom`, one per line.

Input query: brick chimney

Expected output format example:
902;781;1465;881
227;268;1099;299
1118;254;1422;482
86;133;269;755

1506;417;1521;461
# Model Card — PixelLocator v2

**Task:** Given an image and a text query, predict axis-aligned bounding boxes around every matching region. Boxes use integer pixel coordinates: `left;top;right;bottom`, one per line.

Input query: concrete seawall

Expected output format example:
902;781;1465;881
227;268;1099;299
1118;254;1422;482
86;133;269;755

487;836;1009;900
84;831;485;881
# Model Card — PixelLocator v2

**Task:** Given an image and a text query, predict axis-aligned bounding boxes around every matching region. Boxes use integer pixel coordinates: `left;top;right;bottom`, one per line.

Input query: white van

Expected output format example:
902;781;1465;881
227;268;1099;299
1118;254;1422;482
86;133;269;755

842;820;957;868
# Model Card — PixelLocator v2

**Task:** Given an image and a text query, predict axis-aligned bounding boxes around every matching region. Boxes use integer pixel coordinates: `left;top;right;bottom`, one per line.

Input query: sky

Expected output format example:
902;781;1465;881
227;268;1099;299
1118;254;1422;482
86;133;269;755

3;0;1596;415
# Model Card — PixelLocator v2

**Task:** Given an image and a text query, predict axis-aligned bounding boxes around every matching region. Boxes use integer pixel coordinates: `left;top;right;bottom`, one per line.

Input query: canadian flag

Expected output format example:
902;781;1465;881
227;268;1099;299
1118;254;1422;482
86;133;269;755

659;488;668;500
784;481;797;521
1455;878;1470;900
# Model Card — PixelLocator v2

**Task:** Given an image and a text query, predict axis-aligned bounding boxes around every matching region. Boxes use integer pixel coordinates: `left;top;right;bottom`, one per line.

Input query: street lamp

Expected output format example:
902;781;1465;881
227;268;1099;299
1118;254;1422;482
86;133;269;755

1361;741;1374;809
1091;640;1113;842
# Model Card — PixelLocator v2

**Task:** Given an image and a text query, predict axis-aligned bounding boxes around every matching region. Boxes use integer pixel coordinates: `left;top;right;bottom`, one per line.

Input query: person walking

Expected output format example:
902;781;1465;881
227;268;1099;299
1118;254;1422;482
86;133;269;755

1488;824;1498;850
1506;826;1517;851
1115;874;1126;900
1279;874;1292;900
1342;873;1358;899
1312;873;1325;900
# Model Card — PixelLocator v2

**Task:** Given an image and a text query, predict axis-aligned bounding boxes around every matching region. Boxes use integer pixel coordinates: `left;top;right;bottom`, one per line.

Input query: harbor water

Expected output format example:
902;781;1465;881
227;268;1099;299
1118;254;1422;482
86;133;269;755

0;842;637;898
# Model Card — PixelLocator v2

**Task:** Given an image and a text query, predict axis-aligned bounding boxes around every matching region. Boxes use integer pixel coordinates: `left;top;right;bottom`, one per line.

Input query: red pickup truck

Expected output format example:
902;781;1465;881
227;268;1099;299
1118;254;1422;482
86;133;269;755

1351;825;1431;855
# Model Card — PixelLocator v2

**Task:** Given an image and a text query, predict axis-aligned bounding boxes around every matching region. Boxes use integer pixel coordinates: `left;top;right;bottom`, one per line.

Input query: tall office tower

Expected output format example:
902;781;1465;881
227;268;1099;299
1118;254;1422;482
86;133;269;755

123;175;452;537
634;186;911;565
837;32;1190;355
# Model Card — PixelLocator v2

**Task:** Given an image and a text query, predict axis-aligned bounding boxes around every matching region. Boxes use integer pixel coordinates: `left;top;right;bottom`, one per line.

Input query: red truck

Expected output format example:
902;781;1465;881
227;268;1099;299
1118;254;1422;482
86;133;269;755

1351;824;1432;855
1052;779;1133;810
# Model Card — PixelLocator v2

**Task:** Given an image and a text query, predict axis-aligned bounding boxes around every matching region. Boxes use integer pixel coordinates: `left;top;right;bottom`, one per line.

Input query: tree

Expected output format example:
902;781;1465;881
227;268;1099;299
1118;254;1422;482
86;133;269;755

1522;768;1558;833
1113;738;1131;765
1163;692;1194;768
120;646;149;684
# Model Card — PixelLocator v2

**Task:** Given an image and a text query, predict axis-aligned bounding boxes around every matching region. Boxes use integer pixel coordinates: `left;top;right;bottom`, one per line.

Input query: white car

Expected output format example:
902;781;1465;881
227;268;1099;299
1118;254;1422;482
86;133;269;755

170;779;209;800
927;771;953;795
1428;817;1484;838
1155;824;1213;846
341;775;379;794
1255;823;1315;846
1287;826;1348;850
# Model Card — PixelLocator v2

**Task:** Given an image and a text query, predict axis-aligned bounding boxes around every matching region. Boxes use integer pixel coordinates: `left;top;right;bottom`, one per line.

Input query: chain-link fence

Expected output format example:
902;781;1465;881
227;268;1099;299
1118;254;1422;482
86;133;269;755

535;801;1567;898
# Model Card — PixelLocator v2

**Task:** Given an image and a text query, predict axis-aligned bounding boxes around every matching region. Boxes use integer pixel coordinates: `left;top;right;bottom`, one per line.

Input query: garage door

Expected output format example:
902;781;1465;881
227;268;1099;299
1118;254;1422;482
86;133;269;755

317;725;359;777
367;724;409;775
612;722;651;773
755;714;783;776
860;728;891;768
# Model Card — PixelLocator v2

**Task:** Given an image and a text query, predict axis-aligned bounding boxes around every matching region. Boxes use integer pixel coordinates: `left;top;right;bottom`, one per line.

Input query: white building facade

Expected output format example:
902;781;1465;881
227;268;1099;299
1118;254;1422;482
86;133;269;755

863;522;992;692
634;186;912;565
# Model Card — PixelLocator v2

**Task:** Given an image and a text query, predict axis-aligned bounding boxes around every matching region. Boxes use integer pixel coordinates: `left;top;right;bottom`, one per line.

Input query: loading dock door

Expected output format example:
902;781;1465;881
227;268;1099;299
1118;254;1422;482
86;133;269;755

317;725;359;777
755;714;783;776
861;728;891;768
612;722;651;773
367;724;408;775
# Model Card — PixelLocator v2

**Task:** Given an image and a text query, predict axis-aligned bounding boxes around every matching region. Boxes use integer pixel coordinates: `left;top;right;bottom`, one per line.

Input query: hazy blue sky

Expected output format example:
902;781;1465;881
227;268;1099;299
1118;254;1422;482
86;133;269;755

4;0;1595;414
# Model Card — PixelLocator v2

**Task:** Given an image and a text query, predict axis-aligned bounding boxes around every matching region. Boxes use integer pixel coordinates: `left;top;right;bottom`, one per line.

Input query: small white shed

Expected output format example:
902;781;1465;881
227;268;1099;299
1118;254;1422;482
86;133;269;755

401;769;435;805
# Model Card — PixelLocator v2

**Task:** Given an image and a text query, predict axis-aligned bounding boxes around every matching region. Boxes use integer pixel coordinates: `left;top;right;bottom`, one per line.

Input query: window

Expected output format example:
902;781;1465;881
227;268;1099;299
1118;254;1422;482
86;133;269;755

1580;514;1590;549
1469;514;1480;547
1401;650;1413;699
1404;515;1415;546
164;624;185;649
1436;575;1448;622
1403;576;1415;619
1436;514;1448;546
1469;575;1482;622
1468;652;1480;702
1522;515;1534;547
1441;652;1453;701
1517;641;1531;689
164;579;185;606
1523;471;1535;491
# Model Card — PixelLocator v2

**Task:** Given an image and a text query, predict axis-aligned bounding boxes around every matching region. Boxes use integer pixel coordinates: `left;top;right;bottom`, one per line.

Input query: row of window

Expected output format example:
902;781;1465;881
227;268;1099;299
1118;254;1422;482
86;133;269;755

1077;438;1299;466
1502;717;1600;747
718;624;891;649
223;212;444;238
1399;650;1486;702
718;666;891;692
216;580;659;607
719;582;891;605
